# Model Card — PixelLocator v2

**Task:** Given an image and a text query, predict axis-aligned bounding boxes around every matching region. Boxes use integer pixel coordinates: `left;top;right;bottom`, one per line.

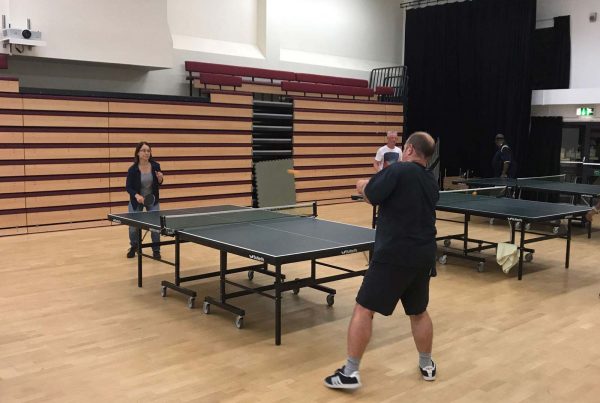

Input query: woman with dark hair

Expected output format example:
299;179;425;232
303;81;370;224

125;141;164;259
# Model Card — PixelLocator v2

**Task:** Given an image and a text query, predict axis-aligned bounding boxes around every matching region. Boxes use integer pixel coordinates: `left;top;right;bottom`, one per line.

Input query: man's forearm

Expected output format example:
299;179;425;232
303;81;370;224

501;161;510;176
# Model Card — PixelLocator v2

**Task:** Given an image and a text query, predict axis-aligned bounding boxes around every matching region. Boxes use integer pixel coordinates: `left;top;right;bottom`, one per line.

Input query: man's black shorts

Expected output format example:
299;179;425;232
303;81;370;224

356;260;431;316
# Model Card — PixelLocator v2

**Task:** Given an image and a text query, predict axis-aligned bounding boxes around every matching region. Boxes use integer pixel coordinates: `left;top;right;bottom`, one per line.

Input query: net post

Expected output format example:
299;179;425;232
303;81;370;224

312;201;318;217
160;215;167;235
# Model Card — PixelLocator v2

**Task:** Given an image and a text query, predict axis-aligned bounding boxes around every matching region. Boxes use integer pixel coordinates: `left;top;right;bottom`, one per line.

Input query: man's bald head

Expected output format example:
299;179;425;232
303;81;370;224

405;131;435;159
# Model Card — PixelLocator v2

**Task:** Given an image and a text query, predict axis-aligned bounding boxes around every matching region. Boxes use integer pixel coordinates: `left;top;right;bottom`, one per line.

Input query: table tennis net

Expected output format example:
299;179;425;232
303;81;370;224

515;174;566;185
160;203;315;232
439;186;508;204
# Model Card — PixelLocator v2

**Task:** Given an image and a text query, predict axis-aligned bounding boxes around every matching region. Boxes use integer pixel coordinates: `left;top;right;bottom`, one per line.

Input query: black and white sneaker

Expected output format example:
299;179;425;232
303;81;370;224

420;361;436;381
324;366;361;390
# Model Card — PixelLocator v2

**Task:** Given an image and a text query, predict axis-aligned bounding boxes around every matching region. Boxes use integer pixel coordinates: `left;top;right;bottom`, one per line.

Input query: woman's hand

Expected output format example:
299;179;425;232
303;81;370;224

135;194;145;204
156;171;164;184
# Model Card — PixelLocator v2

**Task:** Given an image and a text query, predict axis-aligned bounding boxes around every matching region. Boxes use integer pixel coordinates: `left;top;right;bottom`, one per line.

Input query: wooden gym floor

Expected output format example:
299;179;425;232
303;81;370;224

1;202;599;402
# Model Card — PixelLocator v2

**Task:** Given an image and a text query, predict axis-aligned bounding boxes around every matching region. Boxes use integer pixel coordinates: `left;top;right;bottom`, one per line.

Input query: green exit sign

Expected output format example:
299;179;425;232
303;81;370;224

594;169;600;176
577;107;594;116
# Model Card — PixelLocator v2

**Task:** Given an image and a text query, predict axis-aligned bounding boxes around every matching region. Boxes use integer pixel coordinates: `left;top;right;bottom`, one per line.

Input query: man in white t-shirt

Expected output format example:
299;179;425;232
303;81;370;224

373;131;402;171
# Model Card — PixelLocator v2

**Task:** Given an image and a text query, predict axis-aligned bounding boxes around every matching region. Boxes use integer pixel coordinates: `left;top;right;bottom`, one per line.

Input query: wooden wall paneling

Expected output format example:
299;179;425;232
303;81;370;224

296;188;355;202
0;80;19;93
210;93;253;105
385;104;404;113
295;177;364;190
294;99;389;112
22;98;109;113
108;132;251;144
294;134;384;144
0;114;24;126
25;162;111;176
26;207;111;226
23;115;109;128
0;196;26;210
0;124;25;232
0;181;25;193
109;159;252;173
294;111;390;123
239;83;284;95
0;96;23;110
293;156;372;167
384;125;403;133
154;195;253;211
294;123;394;133
25;192;111;208
108;171;251;188
24;131;109;143
25;220;111;234
0;212;27;235
24;147;110;160
109;117;251;131
385;114;404;124
109;183;251;203
109;146;251;158
108;102;252;118
25;178;110;192
294;146;376;156
292;167;373;178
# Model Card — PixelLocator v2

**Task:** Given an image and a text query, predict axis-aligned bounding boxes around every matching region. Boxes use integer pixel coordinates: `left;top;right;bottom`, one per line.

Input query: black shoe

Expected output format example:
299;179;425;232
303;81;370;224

420;360;436;381
153;251;161;259
324;366;361;390
127;246;137;259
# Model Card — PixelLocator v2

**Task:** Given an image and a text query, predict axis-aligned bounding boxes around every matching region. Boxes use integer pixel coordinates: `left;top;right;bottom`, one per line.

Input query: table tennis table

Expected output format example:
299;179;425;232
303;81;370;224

453;175;600;238
436;187;590;280
108;203;374;345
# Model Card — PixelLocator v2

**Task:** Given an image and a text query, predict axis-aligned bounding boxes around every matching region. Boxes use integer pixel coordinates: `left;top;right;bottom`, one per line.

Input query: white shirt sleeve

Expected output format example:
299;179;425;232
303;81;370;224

374;146;384;162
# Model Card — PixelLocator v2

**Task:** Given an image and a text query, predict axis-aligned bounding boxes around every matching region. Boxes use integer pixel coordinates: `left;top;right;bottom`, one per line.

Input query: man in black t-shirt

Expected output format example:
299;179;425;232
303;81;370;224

492;133;515;178
324;132;439;390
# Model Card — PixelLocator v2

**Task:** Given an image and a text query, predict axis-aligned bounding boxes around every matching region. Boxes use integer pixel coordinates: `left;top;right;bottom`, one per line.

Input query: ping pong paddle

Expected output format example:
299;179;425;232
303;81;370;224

137;194;156;245
137;194;155;212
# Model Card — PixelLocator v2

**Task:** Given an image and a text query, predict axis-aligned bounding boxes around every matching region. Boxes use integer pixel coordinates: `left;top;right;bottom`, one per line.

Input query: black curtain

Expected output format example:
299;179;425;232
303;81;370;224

523;116;563;177
532;16;571;90
404;0;536;178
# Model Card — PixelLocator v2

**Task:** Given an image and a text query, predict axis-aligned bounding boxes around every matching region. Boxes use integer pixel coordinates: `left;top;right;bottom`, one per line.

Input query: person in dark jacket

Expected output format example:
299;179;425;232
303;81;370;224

492;133;516;178
125;141;164;259
324;132;439;390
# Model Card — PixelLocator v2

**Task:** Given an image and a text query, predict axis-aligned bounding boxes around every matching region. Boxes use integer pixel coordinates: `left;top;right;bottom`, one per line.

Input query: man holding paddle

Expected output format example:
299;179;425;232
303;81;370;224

324;132;439;390
126;141;164;259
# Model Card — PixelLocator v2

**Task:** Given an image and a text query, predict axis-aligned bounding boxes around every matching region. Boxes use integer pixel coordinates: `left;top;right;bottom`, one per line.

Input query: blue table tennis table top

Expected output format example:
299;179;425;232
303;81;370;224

454;177;600;197
437;190;590;221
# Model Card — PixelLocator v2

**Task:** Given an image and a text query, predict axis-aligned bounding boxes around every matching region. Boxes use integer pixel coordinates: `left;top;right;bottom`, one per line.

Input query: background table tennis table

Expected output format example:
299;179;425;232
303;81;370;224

453;176;600;238
436;188;590;279
108;203;375;345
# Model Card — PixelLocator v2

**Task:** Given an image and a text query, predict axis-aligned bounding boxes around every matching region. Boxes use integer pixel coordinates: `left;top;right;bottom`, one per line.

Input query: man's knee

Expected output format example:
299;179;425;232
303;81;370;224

409;309;429;321
354;302;375;319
